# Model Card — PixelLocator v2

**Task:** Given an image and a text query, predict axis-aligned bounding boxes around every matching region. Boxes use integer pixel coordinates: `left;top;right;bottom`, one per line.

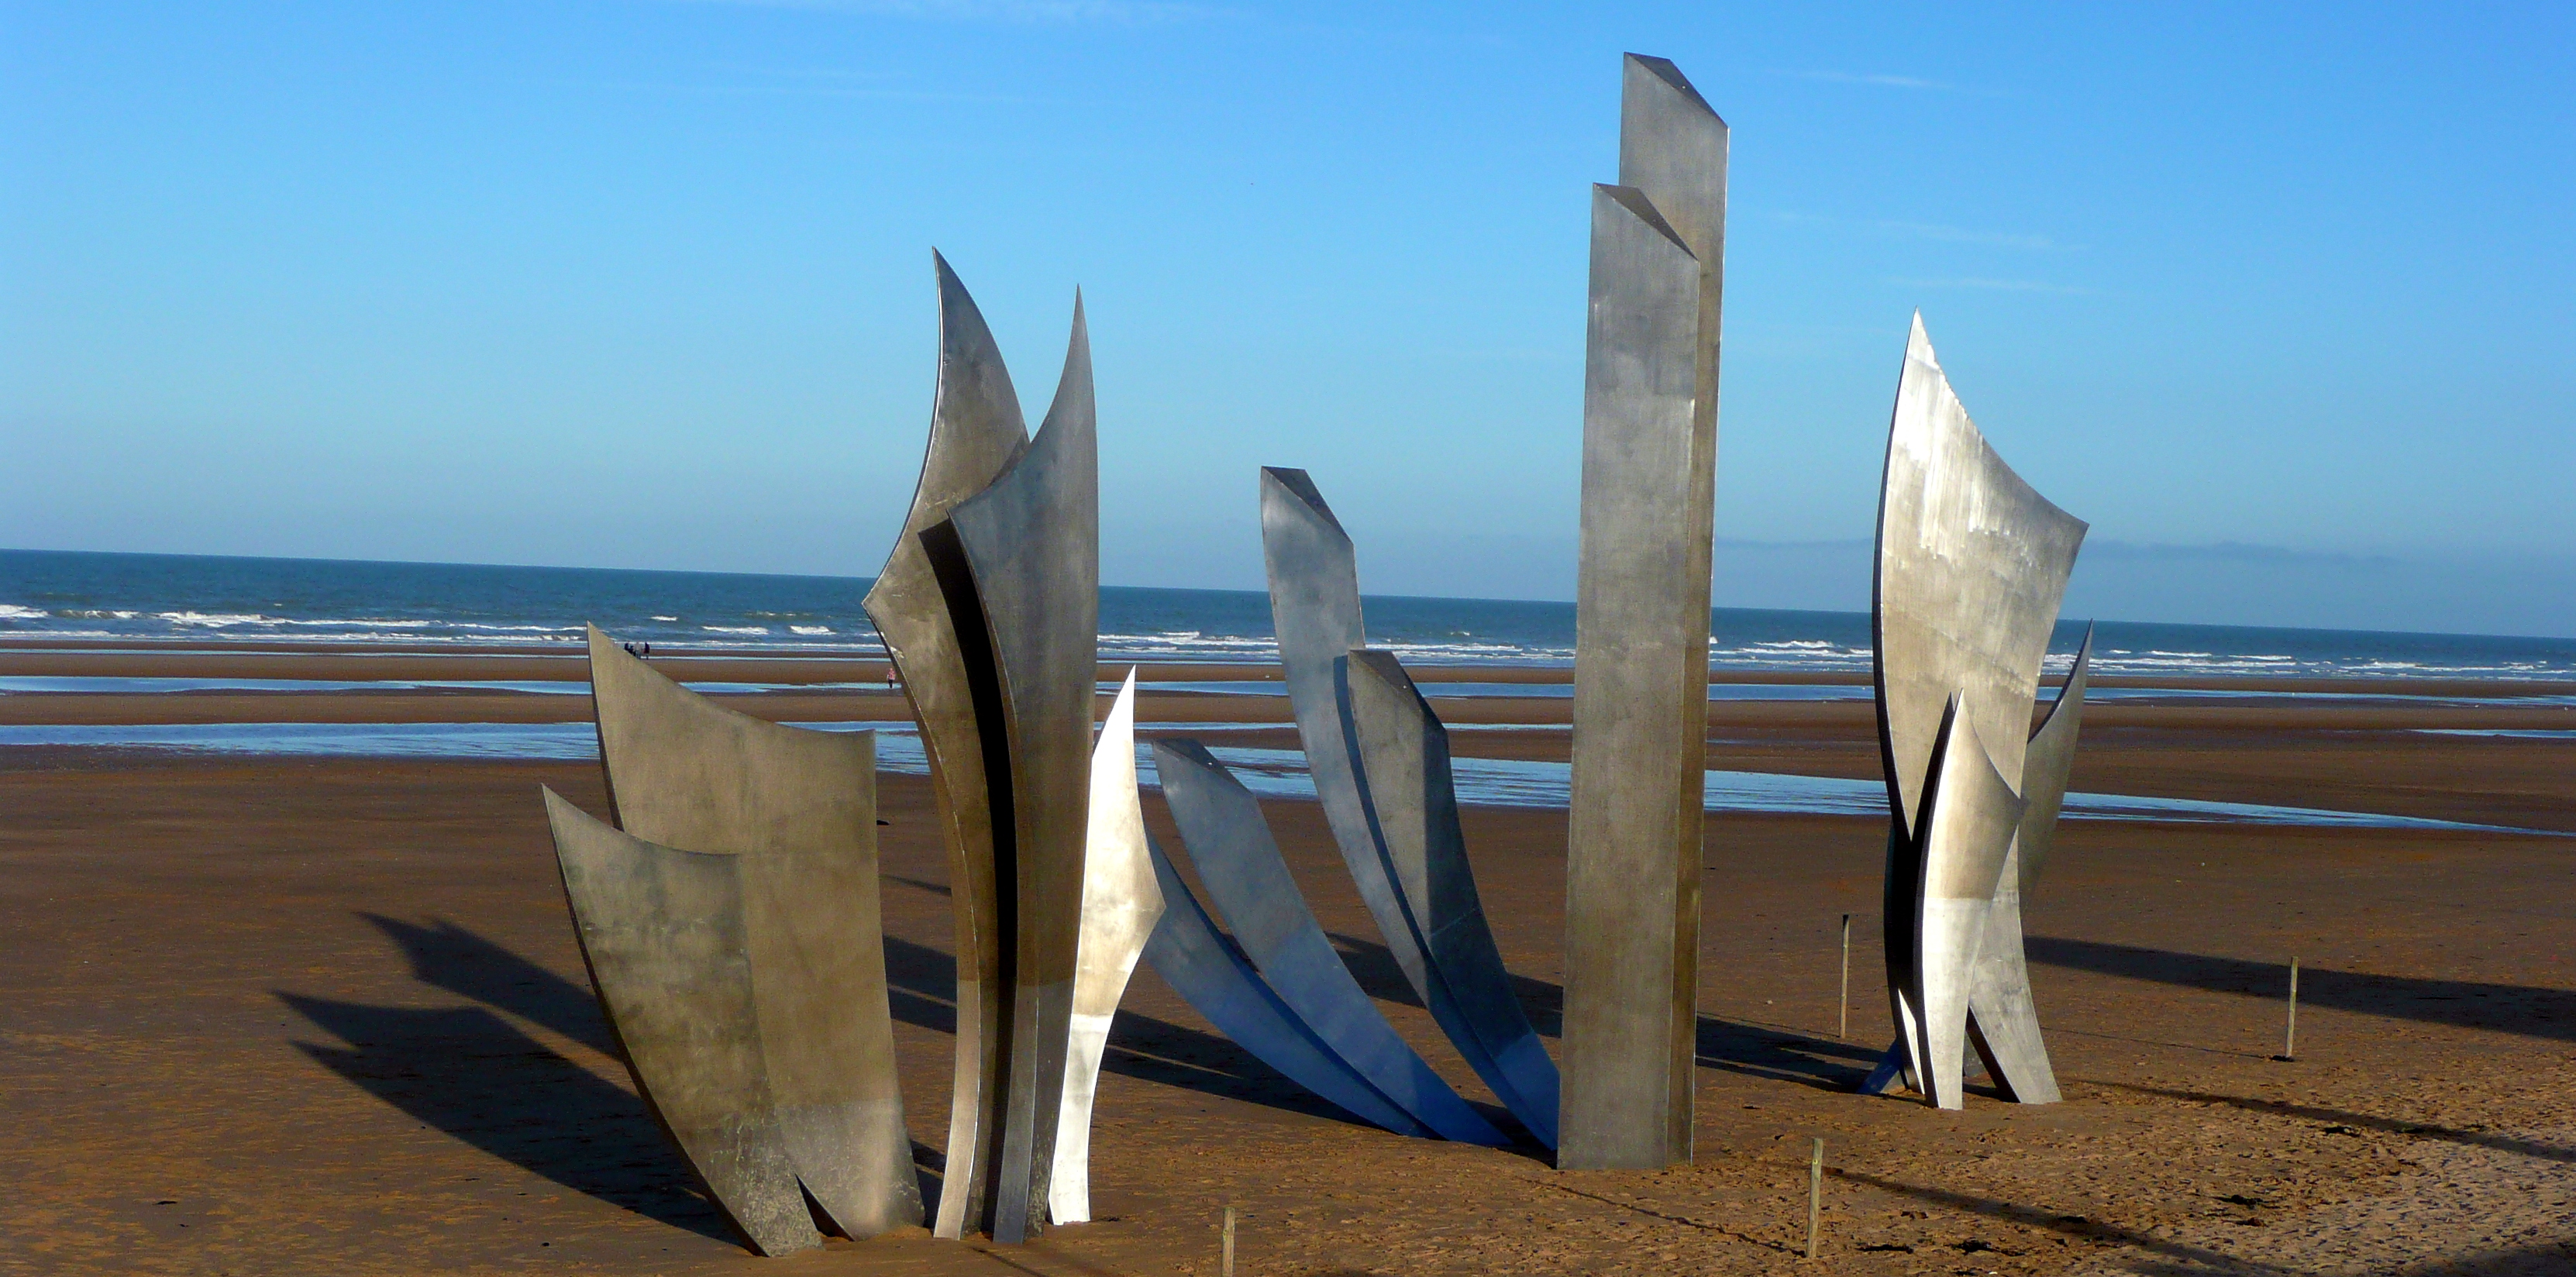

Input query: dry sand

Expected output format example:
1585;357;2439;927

1;649;2572;1274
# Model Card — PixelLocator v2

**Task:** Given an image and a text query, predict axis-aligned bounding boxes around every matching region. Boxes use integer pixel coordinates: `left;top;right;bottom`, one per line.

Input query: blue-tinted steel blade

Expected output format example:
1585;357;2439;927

1153;739;1508;1147
1140;835;1433;1138
1340;649;1562;1146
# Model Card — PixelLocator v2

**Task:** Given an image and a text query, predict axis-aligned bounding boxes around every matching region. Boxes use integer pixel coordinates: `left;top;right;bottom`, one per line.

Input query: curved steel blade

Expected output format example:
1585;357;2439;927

585;631;921;1237
1049;671;1163;1224
1341;649;1562;1145
1963;625;2095;1104
1152;739;1507;1146
860;252;1028;1241
949;292;1100;1242
1139;837;1434;1138
1905;700;2027;1110
542;790;820;1256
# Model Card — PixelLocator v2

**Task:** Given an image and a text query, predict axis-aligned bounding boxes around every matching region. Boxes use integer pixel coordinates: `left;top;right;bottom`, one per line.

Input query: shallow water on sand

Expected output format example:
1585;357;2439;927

1;720;2547;835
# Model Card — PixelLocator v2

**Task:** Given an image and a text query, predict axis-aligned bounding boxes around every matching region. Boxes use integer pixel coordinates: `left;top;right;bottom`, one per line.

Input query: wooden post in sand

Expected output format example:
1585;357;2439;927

2282;958;2300;1061
1837;914;1851;1039
1222;1205;1236;1276
1805;1138;1824;1258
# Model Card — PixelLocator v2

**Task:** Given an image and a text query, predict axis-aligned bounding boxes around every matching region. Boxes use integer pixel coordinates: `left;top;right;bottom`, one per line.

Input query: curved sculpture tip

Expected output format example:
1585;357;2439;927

1044;291;1093;446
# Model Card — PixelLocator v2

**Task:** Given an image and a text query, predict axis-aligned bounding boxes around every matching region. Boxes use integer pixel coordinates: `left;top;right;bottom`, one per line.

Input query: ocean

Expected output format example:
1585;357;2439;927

7;547;2575;680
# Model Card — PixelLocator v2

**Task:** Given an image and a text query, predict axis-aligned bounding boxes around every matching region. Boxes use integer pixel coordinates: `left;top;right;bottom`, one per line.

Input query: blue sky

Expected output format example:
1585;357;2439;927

4;2;2571;635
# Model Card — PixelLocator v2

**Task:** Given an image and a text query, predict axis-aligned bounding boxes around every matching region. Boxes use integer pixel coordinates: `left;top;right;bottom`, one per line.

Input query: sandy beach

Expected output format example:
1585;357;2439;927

2;642;2572;1274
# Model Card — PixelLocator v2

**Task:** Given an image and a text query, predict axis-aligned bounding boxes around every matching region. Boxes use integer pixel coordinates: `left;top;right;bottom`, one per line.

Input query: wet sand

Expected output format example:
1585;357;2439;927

2;646;2573;1274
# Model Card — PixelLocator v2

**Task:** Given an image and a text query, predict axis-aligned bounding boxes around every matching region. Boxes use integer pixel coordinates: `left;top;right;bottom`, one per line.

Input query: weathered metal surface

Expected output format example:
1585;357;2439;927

1152;739;1507;1146
1562;56;1725;1168
1963;628;2095;1104
948;294;1100;1242
1871;314;2086;1110
1140;835;1433;1137
1257;467;1421;997
1340;649;1561;1145
2014;625;2093;892
542;790;820;1256
1901;704;2027;1110
1872;313;2086;840
585;631;922;1236
1050;672;1162;1225
1259;465;1559;1146
860;252;1028;1240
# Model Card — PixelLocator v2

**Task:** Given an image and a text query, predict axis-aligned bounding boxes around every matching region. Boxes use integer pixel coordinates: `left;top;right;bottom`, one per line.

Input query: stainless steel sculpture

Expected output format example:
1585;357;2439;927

584;629;923;1237
1562;53;1727;1169
1867;315;2088;1110
1152;738;1508;1146
946;292;1100;1244
863;256;1098;1241
1892;701;2027;1110
862;252;1028;1241
1340;649;1560;1144
542;791;821;1256
1050;672;1162;1225
1961;628;2094;1103
1139;833;1438;1139
1258;466;1560;1146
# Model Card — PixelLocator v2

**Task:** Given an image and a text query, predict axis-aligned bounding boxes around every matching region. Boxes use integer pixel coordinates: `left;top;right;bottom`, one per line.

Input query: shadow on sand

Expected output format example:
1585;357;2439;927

2028;936;2576;1045
286;911;1425;1239
280;992;737;1244
1330;928;1882;1096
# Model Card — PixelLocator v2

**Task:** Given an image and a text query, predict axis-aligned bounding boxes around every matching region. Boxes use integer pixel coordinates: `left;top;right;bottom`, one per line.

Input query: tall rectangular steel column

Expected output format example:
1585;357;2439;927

1561;54;1725;1171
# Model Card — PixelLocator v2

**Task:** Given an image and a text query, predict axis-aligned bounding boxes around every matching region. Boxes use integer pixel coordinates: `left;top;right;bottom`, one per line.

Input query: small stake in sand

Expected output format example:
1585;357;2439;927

1806;1138;1824;1259
1222;1205;1236;1277
1837;914;1851;1039
2289;957;2301;1058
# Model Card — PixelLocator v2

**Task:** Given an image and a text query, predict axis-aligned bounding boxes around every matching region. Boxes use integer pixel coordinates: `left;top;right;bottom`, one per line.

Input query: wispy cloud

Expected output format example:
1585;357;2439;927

1770;211;2075;253
542;74;1035;104
673;0;1229;22
1888;276;2095;295
1877;221;2070;253
1775;68;2001;96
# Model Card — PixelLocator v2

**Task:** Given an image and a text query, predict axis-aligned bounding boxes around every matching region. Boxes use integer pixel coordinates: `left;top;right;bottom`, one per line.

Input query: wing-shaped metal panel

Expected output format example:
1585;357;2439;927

1964;626;2094;1103
1256;467;1425;996
542;790;820;1256
1902;704;2027;1111
1139;836;1433;1138
1871;314;2086;1110
1872;314;2087;838
948;294;1100;1242
585;631;922;1237
1258;466;1561;1147
1050;672;1162;1224
1340;649;1561;1146
860;252;1029;1241
1152;739;1507;1146
1563;172;1710;1171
